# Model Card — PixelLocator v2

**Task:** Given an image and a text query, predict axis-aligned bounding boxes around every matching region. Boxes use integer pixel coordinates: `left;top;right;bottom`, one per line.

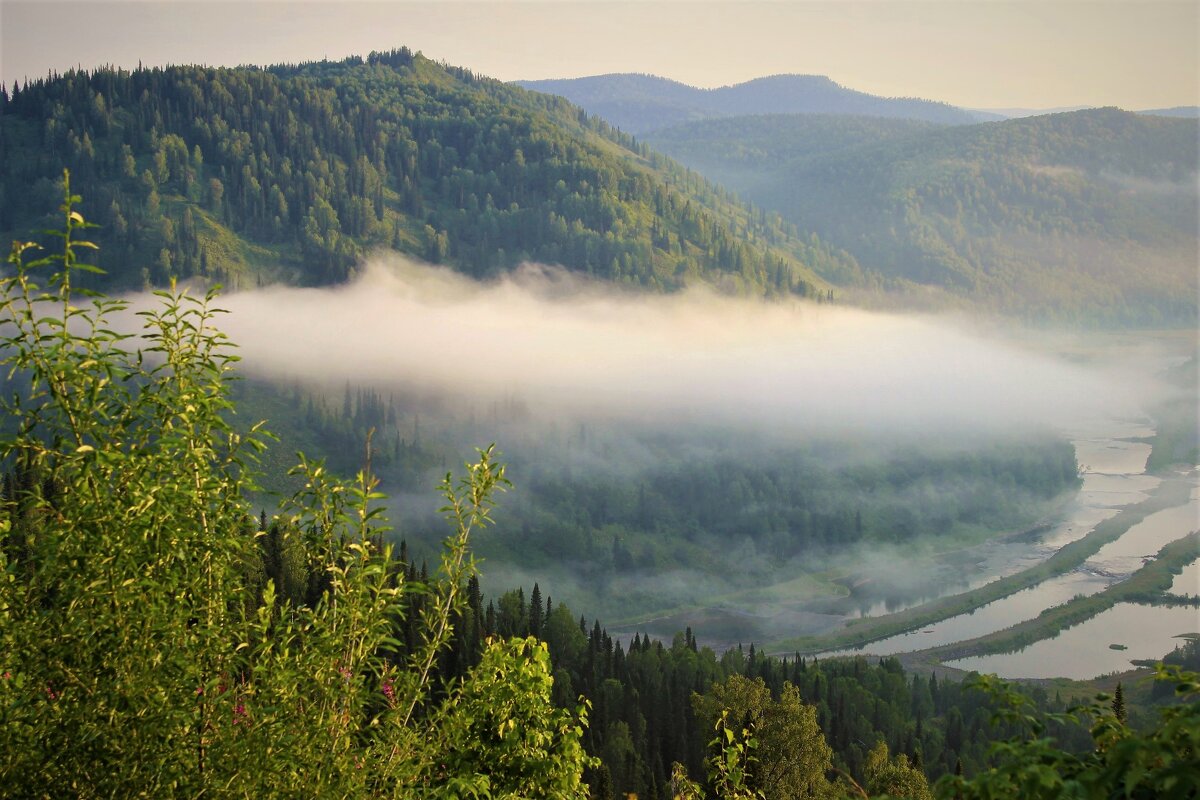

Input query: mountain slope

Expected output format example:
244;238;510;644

0;51;854;298
646;113;944;197
517;73;979;134
647;108;1199;324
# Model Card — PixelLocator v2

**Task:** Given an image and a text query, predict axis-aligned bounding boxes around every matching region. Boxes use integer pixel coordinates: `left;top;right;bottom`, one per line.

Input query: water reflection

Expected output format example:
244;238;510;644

1170;558;1200;597
946;603;1200;679
821;475;1198;659
822;570;1112;658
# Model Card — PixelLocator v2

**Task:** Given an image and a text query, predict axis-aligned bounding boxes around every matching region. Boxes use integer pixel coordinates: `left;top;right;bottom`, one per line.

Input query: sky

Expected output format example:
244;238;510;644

1;1;1197;111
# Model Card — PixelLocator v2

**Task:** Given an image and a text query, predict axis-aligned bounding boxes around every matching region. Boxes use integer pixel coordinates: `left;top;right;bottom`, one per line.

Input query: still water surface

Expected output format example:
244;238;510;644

1169;557;1199;597
946;603;1200;679
820;418;1199;670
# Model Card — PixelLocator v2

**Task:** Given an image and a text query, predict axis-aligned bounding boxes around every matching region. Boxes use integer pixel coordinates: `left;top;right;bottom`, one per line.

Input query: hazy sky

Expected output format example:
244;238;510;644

1;1;1197;110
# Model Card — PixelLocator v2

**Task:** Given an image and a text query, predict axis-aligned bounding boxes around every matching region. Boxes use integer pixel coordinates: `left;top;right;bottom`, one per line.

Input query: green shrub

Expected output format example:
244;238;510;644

0;173;591;797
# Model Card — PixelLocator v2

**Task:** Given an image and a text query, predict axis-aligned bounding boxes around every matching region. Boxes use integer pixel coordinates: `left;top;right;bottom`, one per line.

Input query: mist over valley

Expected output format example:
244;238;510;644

3;13;1199;795
165;255;1181;633
210;256;1148;435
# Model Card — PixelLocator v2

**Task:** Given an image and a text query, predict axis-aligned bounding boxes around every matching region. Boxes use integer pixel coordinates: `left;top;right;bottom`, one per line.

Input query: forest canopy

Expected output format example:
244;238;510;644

0;53;853;298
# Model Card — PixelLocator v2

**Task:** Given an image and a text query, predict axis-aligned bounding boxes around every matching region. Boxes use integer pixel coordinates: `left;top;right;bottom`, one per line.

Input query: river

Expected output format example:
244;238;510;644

835;419;1161;621
819;416;1200;676
947;603;1199;679
1170;557;1200;597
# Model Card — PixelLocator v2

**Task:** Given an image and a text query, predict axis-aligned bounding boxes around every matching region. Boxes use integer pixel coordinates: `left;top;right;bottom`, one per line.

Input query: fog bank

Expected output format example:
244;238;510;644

151;255;1158;434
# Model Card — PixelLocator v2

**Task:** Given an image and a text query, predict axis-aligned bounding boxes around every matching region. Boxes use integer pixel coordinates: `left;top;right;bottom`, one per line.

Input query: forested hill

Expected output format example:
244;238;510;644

0;50;854;296
646;113;945;194
516;73;978;134
648;108;1199;325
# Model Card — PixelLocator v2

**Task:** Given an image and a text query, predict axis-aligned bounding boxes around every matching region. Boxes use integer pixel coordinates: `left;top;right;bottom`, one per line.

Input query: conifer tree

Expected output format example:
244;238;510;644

1111;682;1126;725
530;582;544;637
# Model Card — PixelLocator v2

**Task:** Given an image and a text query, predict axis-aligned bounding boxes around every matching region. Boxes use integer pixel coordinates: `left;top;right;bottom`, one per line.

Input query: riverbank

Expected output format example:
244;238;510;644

925;530;1199;663
770;475;1195;656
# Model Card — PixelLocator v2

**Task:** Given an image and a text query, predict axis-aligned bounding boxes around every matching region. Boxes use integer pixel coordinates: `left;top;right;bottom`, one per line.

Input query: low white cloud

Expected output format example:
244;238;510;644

161;254;1160;436
107;253;1167;441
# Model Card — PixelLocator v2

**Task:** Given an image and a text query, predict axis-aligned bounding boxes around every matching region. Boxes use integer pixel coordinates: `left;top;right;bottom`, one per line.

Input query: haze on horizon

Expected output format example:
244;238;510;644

2;0;1197;112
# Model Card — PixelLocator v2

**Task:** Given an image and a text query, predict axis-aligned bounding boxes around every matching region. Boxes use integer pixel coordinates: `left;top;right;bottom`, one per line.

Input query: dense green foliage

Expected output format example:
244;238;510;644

939;670;1200;800
0;52;856;297
517;74;977;135
234;467;1100;799
692;675;837;799
428;581;1107;800
0;184;592;797
648;108;1199;325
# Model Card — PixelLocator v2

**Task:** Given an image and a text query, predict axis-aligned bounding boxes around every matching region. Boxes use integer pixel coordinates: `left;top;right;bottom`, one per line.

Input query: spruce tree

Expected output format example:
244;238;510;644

1111;682;1126;725
529;582;544;637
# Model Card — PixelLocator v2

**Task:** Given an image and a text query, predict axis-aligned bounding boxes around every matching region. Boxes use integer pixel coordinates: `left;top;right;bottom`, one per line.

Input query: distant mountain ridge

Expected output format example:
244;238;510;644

1137;106;1200;119
970;105;1200;120
516;73;979;133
